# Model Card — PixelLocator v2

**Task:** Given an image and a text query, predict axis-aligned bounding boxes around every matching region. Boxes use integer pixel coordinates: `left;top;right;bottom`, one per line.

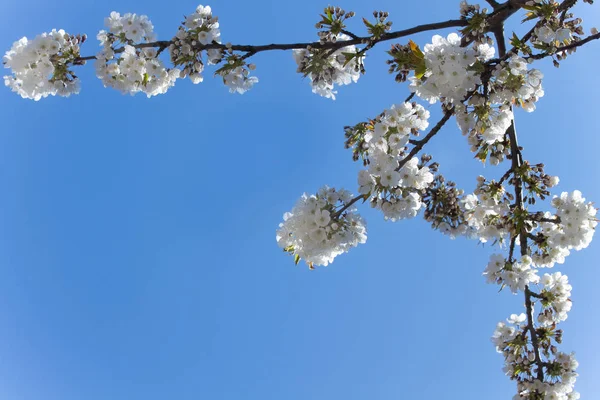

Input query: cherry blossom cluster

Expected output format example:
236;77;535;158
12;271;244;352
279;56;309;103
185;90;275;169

366;155;435;221
456;98;512;165
462;177;512;242
171;5;258;94
428;176;511;242
484;254;539;294
538;272;572;326
276;187;367;268
459;1;488;41
214;57;259;94
490;56;545;112
532;190;597;268
408;33;495;104
345;102;433;221
453;59;544;164
492;313;580;400
527;0;585;60
3;30;83;100
95;12;180;97
535;25;573;46
293;34;364;100
170;5;222;84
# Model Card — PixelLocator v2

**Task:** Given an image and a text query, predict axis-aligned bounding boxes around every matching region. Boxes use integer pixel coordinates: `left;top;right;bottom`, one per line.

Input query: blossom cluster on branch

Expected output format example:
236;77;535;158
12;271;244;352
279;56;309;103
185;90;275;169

276;187;367;268
3;29;83;100
96;12;179;97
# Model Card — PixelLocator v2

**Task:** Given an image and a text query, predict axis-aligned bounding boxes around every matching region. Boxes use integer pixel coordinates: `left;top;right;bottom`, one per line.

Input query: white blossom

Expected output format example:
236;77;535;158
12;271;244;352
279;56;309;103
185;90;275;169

276;187;367;267
95;13;180;97
534;190;597;267
4;30;82;100
484;254;539;293
538;272;572;326
352;102;433;221
221;66;258;94
293;33;363;99
409;33;495;104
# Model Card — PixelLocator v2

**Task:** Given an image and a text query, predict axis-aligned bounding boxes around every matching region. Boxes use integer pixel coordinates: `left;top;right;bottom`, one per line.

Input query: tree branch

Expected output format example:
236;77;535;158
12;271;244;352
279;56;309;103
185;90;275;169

497;28;546;383
484;0;501;9
333;194;366;218
397;109;453;171
527;32;600;60
75;18;468;63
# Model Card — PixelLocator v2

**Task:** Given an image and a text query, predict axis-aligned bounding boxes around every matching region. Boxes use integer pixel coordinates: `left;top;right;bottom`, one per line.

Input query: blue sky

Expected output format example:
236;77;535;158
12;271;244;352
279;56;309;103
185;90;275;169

1;1;599;399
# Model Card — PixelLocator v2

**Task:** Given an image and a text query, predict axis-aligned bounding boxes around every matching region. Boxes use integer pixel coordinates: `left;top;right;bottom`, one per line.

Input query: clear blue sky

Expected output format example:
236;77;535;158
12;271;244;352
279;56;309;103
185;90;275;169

1;1;599;399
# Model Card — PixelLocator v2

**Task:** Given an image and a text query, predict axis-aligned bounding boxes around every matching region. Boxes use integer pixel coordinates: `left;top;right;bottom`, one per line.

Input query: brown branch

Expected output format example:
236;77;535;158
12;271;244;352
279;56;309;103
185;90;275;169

527;32;600;60
525;285;545;381
500;0;581;59
496;27;546;383
528;290;545;300
484;0;502;9
396;109;453;171
526;214;561;224
333;194;366;218
340;29;360;40
74;18;467;63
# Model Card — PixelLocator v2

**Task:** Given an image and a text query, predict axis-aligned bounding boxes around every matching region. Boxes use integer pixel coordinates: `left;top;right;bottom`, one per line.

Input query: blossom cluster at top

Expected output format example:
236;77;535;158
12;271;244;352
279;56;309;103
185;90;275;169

95;12;180;97
489;56;545;112
276;187;367;268
2;5;263;100
409;33;495;104
293;33;363;100
454;55;544;164
395;31;545;165
3;29;83;100
170;5;258;94
535;25;573;46
170;5;221;83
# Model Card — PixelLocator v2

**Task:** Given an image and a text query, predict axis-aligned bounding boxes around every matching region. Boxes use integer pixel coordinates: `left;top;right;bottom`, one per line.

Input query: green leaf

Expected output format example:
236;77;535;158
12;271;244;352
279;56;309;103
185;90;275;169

341;51;356;67
510;32;521;48
408;40;424;59
362;17;374;29
521;5;538;11
414;62;427;79
326;8;333;21
294;254;300;265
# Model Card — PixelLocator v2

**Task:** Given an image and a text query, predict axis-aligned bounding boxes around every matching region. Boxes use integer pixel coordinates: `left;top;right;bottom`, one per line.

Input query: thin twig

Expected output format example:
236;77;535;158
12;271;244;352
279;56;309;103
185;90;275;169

397;110;453;171
527;32;600;60
333;194;366;218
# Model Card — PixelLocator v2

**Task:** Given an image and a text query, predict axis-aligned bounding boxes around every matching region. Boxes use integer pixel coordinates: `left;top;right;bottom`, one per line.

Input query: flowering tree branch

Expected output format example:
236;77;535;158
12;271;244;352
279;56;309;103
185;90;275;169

396;109;453;171
4;1;599;398
527;31;600;59
73;18;469;63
